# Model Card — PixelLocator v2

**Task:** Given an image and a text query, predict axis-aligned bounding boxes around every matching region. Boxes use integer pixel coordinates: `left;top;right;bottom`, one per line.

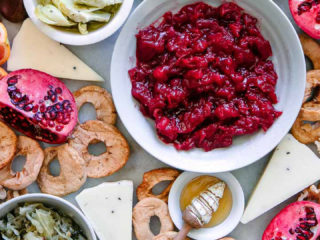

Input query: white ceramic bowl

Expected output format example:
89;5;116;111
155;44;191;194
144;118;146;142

0;193;96;240
23;0;133;45
168;172;244;240
111;0;306;173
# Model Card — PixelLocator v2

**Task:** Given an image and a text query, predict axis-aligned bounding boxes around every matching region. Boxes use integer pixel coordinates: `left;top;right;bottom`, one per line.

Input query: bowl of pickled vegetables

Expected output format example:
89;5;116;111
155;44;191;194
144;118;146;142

0;193;96;240
23;0;134;45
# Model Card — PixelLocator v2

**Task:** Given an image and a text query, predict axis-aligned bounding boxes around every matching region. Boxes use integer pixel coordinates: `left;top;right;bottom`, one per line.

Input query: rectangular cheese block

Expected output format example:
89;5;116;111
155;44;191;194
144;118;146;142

76;180;133;240
8;19;104;82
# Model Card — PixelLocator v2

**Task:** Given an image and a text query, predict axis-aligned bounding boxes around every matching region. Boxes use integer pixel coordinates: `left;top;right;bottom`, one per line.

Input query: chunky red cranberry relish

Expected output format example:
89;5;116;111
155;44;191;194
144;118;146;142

129;2;282;151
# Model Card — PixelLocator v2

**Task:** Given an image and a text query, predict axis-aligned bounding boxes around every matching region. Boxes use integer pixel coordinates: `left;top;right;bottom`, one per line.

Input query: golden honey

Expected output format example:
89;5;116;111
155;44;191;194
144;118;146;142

180;175;233;227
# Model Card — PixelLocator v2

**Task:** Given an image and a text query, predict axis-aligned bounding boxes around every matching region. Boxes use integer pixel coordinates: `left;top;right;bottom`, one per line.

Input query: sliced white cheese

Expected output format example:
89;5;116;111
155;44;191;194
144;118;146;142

241;134;320;224
76;180;133;240
7;19;103;82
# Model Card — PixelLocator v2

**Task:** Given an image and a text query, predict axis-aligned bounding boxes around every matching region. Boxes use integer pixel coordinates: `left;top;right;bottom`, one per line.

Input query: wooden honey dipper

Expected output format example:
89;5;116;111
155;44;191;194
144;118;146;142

174;182;226;240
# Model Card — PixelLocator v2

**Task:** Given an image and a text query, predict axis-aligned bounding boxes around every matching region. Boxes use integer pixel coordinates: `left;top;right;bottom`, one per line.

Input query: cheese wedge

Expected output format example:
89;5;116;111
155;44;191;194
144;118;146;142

241;134;320;224
8;19;103;82
76;180;133;240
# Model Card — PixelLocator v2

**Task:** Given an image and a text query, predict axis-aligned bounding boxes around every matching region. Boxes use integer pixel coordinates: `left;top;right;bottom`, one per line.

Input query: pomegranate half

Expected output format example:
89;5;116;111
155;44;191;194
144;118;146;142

0;69;78;144
289;0;320;39
263;201;320;240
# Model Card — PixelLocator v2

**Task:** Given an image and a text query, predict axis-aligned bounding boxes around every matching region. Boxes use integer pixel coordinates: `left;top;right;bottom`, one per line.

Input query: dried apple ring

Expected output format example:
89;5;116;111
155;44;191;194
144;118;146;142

304;71;320;103
300;35;320;70
0;121;17;169
37;144;87;196
0;136;44;190
291;114;320;144
73;85;117;125
6;188;28;201
69;120;129;178
133;197;174;240
301;102;320;121
137;168;180;202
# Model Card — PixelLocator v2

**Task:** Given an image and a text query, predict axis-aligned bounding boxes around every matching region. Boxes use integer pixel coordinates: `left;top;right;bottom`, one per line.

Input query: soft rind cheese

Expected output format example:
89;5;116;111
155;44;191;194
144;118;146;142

241;134;320;224
8;19;103;82
76;180;133;240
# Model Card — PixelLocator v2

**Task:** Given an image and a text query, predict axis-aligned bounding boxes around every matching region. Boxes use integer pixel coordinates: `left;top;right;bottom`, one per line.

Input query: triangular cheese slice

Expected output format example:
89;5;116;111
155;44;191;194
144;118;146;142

7;19;103;82
241;134;320;224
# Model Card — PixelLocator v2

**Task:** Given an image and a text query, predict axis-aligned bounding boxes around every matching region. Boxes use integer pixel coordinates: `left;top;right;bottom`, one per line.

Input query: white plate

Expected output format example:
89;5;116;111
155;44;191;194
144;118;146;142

168;172;244;240
23;0;133;45
111;0;306;172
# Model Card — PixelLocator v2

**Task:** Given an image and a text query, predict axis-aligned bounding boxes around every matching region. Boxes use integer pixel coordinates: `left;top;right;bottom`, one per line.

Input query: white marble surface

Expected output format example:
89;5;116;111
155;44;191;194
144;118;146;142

2;0;309;239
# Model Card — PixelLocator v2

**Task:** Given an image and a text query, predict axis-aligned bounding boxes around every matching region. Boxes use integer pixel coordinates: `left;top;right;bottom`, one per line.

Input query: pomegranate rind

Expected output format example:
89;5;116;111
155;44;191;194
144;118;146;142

262;201;320;240
0;121;17;169
0;69;78;144
289;0;320;39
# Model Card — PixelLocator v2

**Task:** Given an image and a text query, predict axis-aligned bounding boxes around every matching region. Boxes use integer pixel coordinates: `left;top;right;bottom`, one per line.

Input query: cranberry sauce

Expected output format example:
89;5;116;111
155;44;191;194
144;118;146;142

129;2;281;151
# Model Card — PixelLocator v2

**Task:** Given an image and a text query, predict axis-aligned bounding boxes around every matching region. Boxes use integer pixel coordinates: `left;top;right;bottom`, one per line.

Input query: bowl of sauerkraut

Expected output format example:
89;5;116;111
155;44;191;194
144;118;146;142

0;193;96;240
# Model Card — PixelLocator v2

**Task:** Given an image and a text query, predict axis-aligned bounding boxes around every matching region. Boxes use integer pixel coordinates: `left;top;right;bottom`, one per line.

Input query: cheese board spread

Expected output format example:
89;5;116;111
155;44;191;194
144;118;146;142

0;0;318;239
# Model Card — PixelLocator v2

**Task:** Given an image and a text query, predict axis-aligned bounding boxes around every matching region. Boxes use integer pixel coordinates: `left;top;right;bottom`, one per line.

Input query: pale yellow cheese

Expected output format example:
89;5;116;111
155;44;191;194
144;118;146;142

241;134;320;224
76;180;133;240
8;19;103;82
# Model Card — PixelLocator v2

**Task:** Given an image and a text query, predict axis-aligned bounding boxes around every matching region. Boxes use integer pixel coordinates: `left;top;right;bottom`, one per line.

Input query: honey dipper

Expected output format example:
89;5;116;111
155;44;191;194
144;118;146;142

174;182;226;240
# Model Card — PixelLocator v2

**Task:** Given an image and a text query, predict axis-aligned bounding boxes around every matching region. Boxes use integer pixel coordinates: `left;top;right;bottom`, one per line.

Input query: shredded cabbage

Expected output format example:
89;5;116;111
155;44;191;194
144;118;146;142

0;203;87;240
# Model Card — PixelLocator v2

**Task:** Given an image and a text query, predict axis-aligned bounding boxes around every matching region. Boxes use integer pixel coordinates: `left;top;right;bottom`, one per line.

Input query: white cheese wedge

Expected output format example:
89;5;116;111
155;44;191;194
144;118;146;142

7;19;103;82
76;180;133;240
241;134;320;224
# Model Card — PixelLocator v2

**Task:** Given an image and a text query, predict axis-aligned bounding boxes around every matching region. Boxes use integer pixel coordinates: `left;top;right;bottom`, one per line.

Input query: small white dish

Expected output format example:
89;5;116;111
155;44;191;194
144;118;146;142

23;0;133;45
168;172;244;240
111;0;306;172
0;193;97;240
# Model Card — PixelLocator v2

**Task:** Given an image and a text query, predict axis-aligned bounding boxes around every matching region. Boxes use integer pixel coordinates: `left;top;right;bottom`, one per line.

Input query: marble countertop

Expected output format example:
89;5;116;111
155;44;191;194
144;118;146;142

2;0;308;239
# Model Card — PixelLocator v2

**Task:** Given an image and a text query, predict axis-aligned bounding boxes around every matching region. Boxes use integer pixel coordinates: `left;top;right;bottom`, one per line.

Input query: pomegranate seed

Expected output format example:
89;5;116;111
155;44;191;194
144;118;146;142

40;104;46;113
62;118;70;125
56;125;63;131
316;11;320;23
7;86;16;92
23;104;33;112
34;112;43;122
65;106;73;112
49;111;57;120
12;92;22;102
32;105;39;113
305;207;314;214
297;234;307;240
48;120;55;128
55;87;62;94
50;94;57;102
47;90;54;96
41;119;47;126
62;100;70;108
298;1;312;15
56;112;63;123
54;103;62;111
7;76;18;85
